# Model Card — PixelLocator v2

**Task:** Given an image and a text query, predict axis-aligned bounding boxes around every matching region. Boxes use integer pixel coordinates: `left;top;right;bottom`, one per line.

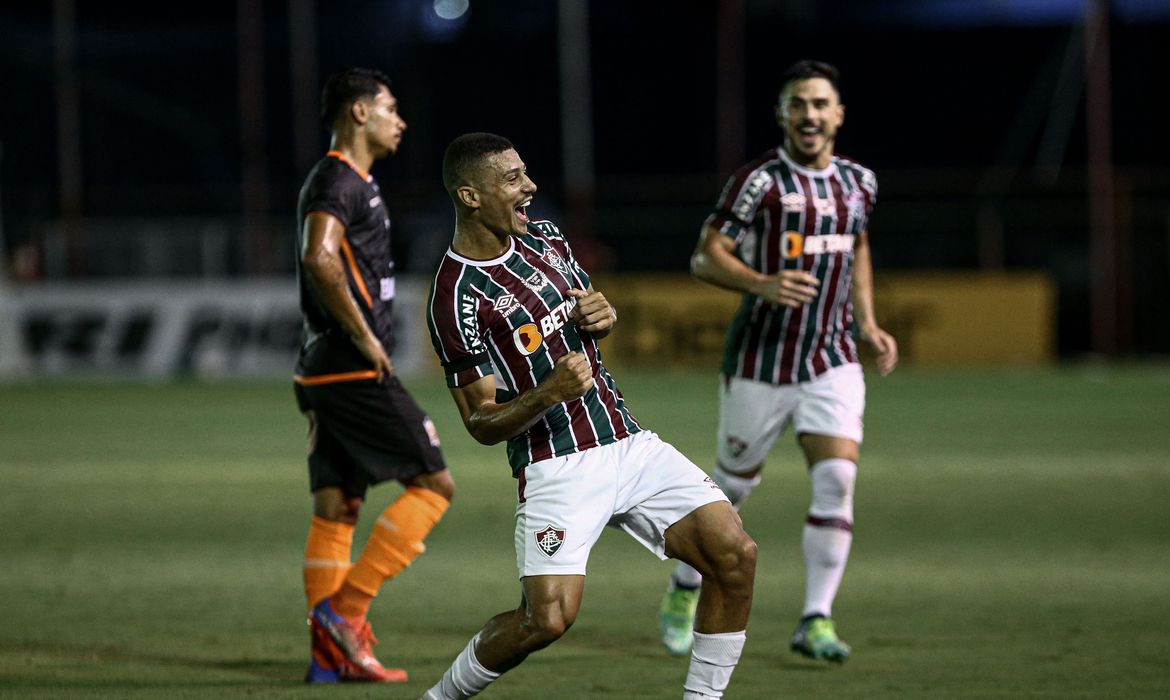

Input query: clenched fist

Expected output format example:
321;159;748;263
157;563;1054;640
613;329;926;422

545;351;594;403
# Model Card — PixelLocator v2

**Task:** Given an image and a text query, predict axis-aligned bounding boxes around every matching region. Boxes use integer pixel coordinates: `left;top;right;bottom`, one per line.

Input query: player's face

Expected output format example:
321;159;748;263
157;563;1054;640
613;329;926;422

476;149;538;237
776;77;844;168
366;85;407;155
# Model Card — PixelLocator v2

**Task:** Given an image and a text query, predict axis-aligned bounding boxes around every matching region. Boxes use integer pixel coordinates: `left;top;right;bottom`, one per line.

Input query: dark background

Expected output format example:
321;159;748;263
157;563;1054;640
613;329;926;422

1;0;1168;356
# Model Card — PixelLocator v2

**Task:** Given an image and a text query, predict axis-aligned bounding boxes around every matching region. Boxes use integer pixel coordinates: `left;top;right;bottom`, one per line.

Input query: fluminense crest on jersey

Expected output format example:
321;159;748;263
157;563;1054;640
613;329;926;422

542;249;568;274
535;524;566;557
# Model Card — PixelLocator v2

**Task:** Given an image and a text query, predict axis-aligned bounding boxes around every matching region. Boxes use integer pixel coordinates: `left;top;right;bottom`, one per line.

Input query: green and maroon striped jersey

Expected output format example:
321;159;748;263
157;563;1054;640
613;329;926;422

706;147;878;385
427;220;641;475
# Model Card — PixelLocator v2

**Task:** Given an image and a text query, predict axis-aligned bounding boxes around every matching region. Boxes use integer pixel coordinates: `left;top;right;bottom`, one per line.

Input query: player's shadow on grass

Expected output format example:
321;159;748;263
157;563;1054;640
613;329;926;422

4;641;307;682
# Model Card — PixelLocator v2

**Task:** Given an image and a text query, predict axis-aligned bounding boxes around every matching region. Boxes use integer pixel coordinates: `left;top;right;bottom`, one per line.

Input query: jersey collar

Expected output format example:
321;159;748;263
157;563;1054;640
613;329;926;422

326;150;372;182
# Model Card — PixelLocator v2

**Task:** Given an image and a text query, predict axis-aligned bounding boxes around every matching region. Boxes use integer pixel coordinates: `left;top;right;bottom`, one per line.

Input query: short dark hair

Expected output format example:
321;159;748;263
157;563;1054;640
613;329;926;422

442;132;516;194
320;67;392;129
779;60;841;98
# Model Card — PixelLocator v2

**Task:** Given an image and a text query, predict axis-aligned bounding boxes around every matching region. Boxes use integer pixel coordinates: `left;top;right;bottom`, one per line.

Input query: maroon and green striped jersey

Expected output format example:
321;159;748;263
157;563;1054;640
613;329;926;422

706;147;878;385
427;220;641;475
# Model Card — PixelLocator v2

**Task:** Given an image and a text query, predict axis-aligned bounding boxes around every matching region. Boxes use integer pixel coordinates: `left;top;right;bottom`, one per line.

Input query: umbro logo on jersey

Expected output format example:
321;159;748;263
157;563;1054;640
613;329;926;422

524;271;549;291
542;249;568;275
780;192;806;213
535;524;566;557
493;294;521;318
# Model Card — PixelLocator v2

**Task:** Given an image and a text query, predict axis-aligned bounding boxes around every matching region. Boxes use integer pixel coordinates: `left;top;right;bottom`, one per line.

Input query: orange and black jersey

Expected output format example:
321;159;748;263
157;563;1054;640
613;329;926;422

296;151;397;374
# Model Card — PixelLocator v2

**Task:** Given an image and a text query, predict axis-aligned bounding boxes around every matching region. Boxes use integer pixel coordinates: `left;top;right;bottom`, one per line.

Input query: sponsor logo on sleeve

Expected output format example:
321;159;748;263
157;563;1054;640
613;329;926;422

733;169;774;223
460;293;483;349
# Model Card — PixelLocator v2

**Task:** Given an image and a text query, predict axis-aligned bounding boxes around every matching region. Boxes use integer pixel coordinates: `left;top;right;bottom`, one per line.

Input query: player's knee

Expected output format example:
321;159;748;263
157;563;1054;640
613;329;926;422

523;607;575;648
312;489;361;524
809;458;856;519
707;530;757;590
411;469;455;502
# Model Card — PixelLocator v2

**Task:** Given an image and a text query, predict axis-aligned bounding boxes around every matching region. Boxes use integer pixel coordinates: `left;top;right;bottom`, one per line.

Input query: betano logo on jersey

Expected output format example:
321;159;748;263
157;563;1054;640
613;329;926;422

511;298;577;356
780;232;856;259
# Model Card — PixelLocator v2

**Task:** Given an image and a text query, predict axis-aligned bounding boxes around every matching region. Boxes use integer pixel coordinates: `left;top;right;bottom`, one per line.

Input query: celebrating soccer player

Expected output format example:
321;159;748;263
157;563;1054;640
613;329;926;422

421;133;757;699
292;67;454;683
657;60;898;663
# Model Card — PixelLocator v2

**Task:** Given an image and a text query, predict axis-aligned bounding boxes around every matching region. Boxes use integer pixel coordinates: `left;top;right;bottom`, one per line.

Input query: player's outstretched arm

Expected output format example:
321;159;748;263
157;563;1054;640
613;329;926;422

852;229;898;376
301;211;393;380
691;224;818;308
566;287;616;338
449;353;593;445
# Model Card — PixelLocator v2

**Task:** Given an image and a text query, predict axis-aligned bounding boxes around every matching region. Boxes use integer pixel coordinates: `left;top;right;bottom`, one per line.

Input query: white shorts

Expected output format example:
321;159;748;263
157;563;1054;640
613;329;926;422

514;430;728;577
717;362;866;474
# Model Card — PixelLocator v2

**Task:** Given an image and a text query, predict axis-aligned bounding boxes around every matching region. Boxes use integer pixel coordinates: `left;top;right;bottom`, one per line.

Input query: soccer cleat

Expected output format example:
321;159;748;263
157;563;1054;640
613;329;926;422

305;618;341;683
658;582;700;656
309;598;408;682
790;616;851;663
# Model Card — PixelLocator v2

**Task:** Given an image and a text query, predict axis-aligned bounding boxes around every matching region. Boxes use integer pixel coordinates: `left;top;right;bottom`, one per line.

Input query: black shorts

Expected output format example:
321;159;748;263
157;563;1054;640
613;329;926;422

294;374;447;498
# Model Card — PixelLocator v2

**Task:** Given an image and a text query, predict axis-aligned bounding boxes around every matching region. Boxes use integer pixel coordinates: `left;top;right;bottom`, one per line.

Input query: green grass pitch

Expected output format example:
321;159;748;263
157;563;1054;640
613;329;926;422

2;365;1169;698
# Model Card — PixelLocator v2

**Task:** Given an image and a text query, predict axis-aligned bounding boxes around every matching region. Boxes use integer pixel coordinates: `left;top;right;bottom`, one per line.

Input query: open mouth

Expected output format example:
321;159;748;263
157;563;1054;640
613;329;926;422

515;198;532;224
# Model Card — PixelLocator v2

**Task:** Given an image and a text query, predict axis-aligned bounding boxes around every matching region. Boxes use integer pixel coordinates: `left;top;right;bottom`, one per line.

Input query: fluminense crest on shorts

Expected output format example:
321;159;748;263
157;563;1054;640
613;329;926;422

535;524;566;557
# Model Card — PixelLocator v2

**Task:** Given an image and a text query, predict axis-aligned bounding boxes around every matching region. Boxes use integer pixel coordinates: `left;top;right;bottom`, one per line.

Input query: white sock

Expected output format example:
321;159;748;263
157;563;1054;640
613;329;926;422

802;458;856;618
672;466;762;589
683;630;746;699
422;634;500;700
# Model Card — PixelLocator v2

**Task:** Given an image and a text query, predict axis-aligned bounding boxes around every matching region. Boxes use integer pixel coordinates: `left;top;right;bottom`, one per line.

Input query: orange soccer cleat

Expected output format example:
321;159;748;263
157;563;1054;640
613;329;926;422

308;598;408;683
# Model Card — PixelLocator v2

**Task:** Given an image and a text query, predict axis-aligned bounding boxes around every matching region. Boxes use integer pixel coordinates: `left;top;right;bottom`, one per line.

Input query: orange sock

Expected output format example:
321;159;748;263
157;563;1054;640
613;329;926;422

303;515;355;611
331;486;449;620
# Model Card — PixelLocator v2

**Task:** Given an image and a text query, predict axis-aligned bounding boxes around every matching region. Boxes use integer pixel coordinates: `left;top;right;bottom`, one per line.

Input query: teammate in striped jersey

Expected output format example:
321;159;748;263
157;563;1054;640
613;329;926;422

658;60;898;663
422;133;756;700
